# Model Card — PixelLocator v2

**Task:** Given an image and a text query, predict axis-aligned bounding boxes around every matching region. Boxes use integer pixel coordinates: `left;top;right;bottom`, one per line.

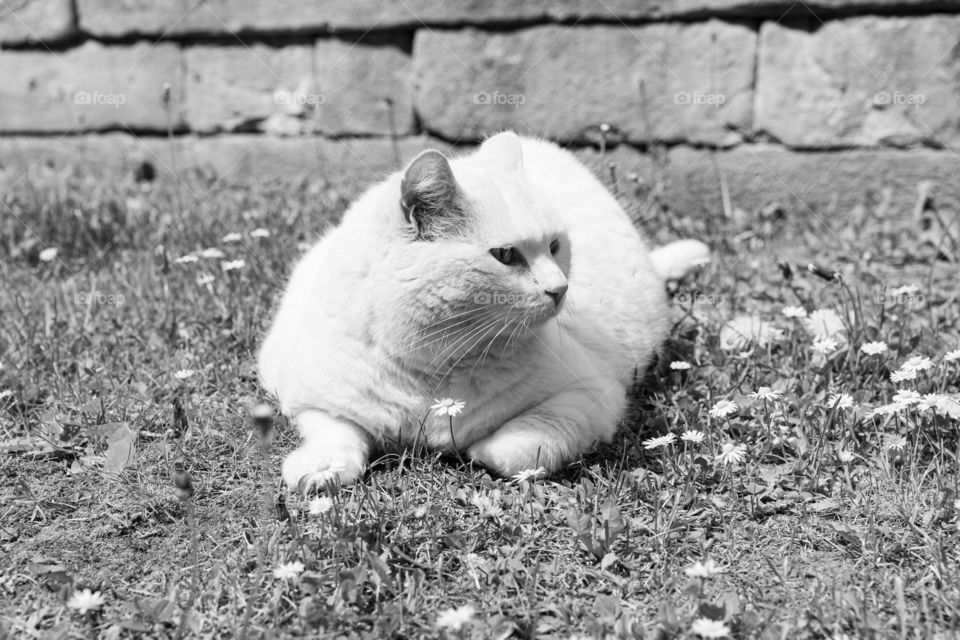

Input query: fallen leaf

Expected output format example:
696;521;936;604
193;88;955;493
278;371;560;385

102;422;136;477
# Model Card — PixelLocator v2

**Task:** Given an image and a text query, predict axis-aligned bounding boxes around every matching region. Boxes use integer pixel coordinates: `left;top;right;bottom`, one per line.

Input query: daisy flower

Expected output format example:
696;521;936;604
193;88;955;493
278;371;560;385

719;316;782;350
690;617;731;638
715;443;747;466
812;336;839;355
749;387;782;401
431;398;465;417
250;228;271;238
827;393;854;410
892;389;922;406
221;259;246;272
781;305;807;319
308;496;333;515
685;558;724;579
199;247;226;259
66;589;105;615
837;449;855;464
883;435;907;452
436;605;476;631
642;433;677;450
916;394;943;412
38;247;59;262
928;395;960;420
944;349;960;362
196;273;215;286
889;284;919;297
273;561;305;580
175;255;199;264
900;355;932;373
511;467;546;483
681;430;706;444
174;369;196;380
890;369;917;383
222;232;243;243
670;360;692;371
469;492;502;519
859;341;888;356
709;399;738;419
870;403;902;418
805;308;846;340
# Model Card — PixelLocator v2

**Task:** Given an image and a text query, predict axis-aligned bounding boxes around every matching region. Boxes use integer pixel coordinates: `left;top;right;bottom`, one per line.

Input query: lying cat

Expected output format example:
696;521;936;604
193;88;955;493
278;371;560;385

259;132;707;491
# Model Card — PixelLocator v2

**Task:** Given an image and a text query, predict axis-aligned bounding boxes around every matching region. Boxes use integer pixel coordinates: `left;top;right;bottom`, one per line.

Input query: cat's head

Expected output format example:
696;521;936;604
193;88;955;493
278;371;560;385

385;132;570;369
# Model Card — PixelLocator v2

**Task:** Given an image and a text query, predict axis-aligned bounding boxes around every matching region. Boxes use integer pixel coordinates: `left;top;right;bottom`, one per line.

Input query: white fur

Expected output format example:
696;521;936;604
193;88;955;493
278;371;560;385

259;132;691;490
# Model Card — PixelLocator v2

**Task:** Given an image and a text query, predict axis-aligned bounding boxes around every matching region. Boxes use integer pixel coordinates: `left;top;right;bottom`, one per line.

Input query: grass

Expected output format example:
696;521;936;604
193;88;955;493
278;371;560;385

1;154;959;640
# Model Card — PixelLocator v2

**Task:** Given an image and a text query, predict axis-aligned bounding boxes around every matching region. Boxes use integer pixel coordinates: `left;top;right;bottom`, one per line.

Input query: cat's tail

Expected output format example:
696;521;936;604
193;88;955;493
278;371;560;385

649;239;710;281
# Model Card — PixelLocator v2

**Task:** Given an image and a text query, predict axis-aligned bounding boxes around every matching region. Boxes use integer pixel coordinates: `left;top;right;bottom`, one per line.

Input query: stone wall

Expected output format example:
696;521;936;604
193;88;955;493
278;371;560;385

2;0;959;218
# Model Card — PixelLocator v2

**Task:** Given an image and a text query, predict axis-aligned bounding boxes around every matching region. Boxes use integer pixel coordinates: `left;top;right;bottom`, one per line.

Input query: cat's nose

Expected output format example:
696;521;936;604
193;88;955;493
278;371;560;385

546;283;568;306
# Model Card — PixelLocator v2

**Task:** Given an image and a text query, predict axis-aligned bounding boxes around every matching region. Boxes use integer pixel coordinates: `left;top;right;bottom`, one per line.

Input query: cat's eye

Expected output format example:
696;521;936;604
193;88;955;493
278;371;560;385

490;246;523;266
549;239;561;255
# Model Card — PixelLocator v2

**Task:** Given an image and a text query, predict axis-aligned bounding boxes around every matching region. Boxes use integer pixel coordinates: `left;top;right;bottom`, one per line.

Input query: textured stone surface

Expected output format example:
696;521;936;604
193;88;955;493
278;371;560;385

0;42;182;133
180;136;448;188
0;135;451;194
184;45;314;134
0;0;75;45
4;135;956;222
183;41;413;136
756;17;960;149
414;22;755;146
75;0;960;37
314;38;415;136
666;144;960;217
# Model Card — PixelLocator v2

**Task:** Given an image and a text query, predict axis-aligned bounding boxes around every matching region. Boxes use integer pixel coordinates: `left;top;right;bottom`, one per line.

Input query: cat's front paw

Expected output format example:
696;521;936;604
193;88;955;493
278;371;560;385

467;429;561;478
282;445;365;493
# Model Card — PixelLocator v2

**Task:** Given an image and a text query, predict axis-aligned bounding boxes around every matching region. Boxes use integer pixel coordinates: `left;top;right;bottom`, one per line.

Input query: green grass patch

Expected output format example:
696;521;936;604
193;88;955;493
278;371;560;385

1;165;958;639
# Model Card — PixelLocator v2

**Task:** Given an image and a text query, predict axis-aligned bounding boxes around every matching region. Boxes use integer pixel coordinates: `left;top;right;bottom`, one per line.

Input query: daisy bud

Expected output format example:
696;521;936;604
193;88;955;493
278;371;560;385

807;262;840;282
251;403;275;441
275;493;291;522
777;261;793;281
172;463;194;501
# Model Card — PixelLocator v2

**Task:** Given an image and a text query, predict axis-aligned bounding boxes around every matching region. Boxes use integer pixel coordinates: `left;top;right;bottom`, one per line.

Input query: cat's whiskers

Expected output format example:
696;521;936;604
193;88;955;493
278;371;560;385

393;305;493;354
406;309;507;363
419;316;508;375
472;305;521;373
430;313;507;374
502;313;531;356
394;307;501;357
416;312;502;377
429;316;508;393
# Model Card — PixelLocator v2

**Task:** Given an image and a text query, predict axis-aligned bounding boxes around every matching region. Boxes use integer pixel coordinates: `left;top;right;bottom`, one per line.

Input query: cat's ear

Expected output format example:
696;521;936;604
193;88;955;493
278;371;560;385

400;150;464;240
481;131;523;172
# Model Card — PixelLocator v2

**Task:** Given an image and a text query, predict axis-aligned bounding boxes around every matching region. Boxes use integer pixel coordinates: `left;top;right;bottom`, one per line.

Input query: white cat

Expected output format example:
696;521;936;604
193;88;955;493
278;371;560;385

258;132;707;491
